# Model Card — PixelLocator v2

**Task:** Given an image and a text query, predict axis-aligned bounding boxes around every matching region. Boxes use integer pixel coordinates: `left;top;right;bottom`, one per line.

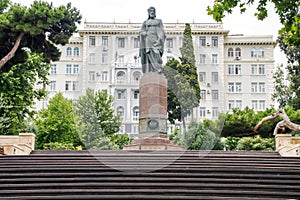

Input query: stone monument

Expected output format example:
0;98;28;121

123;7;183;150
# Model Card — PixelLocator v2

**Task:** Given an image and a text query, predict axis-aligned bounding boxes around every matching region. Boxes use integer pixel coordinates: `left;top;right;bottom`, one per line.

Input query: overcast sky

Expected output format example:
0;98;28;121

13;0;287;64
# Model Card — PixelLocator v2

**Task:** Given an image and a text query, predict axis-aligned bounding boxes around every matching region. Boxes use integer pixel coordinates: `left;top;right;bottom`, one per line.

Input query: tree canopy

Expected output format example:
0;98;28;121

74;89;125;150
34;93;81;149
0;0;81;71
0;0;81;135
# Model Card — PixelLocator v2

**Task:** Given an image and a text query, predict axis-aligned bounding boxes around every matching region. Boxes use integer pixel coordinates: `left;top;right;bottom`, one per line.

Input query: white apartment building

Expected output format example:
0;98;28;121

38;22;276;136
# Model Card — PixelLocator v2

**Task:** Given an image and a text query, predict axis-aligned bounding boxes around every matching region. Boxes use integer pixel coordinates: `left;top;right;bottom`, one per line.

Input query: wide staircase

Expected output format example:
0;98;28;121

0;150;300;199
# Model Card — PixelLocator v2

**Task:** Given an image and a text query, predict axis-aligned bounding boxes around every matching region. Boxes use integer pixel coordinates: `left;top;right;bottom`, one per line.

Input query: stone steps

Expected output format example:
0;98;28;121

0;150;300;199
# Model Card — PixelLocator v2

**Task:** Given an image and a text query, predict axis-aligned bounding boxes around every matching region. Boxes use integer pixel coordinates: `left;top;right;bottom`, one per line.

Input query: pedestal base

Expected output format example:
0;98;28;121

123;134;184;151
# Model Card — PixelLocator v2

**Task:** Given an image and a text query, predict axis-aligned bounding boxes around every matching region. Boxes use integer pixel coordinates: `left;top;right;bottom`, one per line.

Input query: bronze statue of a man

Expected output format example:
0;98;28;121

139;7;166;74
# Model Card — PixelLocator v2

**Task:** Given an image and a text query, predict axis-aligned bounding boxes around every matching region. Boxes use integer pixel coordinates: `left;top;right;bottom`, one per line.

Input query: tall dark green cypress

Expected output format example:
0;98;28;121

164;23;201;130
179;23;201;103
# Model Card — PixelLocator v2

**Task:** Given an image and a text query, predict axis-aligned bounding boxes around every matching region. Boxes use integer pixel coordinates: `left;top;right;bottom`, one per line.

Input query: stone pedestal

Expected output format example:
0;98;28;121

139;73;168;135
123;73;184;151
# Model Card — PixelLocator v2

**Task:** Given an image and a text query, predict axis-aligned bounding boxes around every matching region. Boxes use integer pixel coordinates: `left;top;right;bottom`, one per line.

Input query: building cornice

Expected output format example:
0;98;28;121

224;42;277;46
78;30;229;36
79;22;229;36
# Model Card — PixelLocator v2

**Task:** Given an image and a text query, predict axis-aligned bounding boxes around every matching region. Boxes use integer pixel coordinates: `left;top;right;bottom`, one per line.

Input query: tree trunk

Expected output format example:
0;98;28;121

0;32;25;70
254;109;300;135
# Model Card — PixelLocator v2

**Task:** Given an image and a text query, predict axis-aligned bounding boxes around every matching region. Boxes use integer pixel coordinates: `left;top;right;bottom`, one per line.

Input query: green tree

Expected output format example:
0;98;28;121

0;0;81;134
34;93;81;149
94;90;121;136
207;0;300;109
0;52;49;134
164;23;200;130
0;94;10;133
110;133;133;149
0;0;81;70
272;64;292;108
170;120;218;150
221;107;279;137
75;89;123;150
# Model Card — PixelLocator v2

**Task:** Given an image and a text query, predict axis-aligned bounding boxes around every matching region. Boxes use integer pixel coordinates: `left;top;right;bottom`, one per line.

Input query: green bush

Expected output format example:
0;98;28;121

236;135;275;151
43;142;75;150
225;137;240;150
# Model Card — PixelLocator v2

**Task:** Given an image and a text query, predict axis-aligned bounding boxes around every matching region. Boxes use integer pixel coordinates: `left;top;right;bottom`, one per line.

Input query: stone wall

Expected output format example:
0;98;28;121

276;134;300;157
0;133;35;155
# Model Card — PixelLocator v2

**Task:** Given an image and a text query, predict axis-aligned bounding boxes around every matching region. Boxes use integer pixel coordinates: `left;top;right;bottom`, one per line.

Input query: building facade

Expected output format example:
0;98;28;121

38;22;276;136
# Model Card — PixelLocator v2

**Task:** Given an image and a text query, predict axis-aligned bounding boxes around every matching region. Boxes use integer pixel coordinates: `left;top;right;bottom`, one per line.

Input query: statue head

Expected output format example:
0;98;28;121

147;7;156;19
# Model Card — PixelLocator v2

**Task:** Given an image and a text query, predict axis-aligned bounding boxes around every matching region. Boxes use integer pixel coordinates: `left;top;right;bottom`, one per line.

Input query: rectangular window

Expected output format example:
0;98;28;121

199;107;206;117
117;90;126;99
200;90;206;100
228;100;242;110
102;53;108;64
258;48;265;58
51;64;57;74
228;64;241;75
235;82;242;92
211;36;218;47
212;90;218;100
228;82;234;92
199;72;206;82
89;53;96;64
228;100;234;110
72;81;79;91
166;38;173;48
259;82;265;93
65;81;72;91
252;64;265;75
73;64;79;74
228;65;234;75
118;55;125;67
49;81;56;91
259;64;265;75
251;64;258;75
133;90;139;99
102;36;108;46
200;54;206;64
235;100;242;109
235;65;241;74
101;71;108;82
199;36;206;46
134;38;139;48
212;54;218;64
252;100;258;110
89;71;95;81
211;72;218;82
212;107;218;118
66;64;72;74
89;36;96;46
228;82;242;93
118;38;125;48
259;100;266;110
251;82;258;93
252;82;265;93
